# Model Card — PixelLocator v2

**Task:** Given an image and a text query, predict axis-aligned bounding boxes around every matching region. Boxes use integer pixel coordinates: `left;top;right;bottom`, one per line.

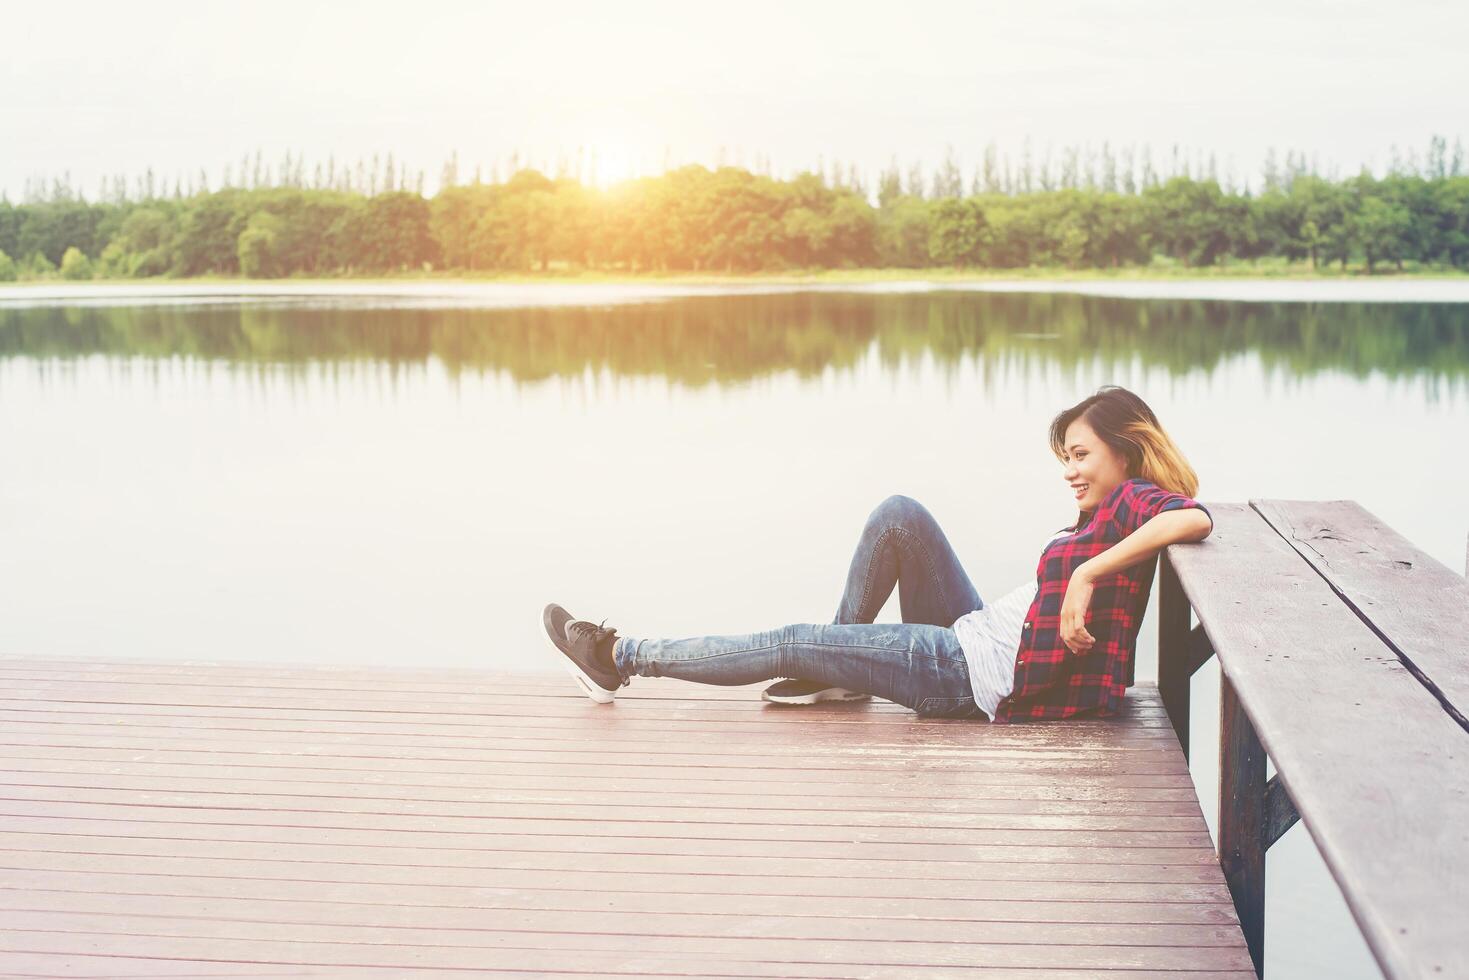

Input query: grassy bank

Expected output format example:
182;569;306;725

9;260;1469;288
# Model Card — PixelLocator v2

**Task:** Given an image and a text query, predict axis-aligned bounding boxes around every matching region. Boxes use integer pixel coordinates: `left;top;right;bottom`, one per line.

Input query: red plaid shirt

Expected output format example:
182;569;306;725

990;478;1212;724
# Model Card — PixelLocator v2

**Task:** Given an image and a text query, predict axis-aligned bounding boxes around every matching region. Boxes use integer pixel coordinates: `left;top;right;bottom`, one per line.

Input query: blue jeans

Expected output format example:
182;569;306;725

613;495;989;718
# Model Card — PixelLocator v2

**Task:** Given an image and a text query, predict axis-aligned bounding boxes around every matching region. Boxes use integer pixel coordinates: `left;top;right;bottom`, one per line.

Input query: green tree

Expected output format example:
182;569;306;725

174;191;244;275
927;198;987;267
96;206;178;277
823;193;878;267
780;207;831;268
1143;178;1243;266
0;200;20;260
16;201;107;265
349;191;437;271
0;249;16;281
1356;194;1413;273
472;177;555;271
1086;193;1150;267
430;185;492;270
877;160;903;209
876;197;933;267
1432;178;1469;268
59;246;93;280
23;251;57;279
546;181;595;269
236;212;282;278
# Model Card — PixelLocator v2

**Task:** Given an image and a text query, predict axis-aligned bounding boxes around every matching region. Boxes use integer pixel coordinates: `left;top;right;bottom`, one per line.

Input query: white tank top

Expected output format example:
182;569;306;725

951;529;1071;720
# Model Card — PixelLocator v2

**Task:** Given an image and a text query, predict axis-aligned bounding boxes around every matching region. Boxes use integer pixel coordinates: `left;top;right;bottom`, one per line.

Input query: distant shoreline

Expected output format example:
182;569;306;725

8;264;1469;286
6;274;1469;306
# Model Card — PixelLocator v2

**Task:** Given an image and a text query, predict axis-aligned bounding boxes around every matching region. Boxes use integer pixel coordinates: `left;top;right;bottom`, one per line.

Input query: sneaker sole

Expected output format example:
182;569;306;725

542;604;618;704
762;687;873;705
563;658;618;704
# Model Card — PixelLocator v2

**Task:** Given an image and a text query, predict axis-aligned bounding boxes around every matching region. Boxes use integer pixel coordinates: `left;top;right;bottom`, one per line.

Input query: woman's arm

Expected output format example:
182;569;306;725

1078;509;1212;582
1059;510;1213;655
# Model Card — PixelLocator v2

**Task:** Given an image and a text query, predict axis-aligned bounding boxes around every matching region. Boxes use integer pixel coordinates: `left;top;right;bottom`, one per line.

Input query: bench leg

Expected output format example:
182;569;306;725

1219;673;1267;976
1158;553;1192;760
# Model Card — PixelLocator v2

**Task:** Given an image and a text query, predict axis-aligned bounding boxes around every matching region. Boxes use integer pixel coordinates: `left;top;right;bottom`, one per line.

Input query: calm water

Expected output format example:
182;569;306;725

4;287;1466;979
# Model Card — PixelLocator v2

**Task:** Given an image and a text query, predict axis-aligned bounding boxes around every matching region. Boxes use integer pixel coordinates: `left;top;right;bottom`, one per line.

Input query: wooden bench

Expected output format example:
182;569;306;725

1157;499;1469;978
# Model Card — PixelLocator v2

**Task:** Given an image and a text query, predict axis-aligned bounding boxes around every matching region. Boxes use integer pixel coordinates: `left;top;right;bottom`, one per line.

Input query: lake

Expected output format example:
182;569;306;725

3;282;1466;979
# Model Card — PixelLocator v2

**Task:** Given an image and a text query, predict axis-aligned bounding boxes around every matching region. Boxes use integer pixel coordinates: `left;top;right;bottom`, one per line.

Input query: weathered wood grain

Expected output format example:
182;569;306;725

0;660;1253;975
1158;553;1195;758
1252;498;1469;728
1167;503;1469;980
0;951;1260;980
1217;674;1267;974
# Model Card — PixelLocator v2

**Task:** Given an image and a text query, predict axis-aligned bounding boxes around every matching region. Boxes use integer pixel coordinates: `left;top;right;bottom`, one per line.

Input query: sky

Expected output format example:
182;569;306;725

5;0;1468;200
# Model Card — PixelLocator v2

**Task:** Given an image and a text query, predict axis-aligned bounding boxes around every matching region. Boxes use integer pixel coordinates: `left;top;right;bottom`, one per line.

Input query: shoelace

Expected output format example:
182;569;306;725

568;618;613;640
569;618;629;687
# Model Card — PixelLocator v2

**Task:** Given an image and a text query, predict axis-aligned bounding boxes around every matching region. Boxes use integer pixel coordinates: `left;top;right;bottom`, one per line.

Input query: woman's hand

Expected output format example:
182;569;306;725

1060;565;1097;656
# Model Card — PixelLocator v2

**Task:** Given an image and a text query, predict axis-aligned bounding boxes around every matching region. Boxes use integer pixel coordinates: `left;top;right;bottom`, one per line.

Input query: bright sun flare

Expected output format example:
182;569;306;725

586;144;641;188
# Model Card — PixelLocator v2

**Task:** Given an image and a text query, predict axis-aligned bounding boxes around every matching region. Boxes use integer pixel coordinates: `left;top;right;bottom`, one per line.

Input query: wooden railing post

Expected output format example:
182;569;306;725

1219;673;1267;977
1158;551;1193;760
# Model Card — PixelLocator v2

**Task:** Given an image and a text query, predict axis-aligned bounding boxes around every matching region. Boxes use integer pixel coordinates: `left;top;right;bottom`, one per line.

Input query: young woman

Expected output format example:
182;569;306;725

544;385;1213;722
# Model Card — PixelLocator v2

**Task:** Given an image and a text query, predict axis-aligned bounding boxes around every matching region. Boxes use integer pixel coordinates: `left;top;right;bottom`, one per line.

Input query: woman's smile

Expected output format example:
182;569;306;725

1061;418;1133;511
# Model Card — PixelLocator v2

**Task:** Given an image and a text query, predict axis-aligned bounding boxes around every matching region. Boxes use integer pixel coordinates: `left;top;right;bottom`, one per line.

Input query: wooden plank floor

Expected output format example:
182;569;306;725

0;658;1255;978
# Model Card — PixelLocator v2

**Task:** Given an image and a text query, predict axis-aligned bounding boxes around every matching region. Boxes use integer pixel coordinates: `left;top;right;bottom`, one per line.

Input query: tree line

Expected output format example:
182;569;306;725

2;138;1467;278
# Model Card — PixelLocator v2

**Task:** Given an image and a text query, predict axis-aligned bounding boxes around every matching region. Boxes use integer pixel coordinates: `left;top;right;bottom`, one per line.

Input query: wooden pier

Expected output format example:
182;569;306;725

0;659;1254;977
3;497;1460;978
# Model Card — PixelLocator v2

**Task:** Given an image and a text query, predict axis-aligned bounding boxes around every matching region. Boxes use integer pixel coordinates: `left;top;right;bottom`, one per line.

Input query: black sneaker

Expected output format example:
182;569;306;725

762;678;872;704
542;602;627;703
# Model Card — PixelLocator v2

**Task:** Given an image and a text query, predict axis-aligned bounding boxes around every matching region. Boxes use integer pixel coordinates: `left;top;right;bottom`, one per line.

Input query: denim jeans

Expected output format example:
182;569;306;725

613;495;989;718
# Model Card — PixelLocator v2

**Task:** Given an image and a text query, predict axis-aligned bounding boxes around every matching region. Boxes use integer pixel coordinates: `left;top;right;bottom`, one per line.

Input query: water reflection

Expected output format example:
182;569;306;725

2;293;1467;395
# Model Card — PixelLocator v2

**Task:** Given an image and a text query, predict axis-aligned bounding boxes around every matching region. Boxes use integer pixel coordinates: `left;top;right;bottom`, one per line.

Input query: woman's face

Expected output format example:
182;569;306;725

1061;418;1131;512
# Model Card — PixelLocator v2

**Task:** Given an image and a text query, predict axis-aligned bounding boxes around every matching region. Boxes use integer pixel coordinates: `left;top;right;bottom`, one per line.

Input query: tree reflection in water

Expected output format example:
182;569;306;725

2;292;1467;396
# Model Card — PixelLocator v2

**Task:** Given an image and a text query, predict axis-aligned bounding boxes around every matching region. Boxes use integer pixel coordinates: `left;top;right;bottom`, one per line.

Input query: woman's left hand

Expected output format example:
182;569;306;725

1060;568;1096;656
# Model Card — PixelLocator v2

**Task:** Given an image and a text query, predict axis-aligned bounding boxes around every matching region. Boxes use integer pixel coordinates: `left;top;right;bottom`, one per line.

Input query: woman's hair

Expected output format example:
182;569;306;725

1048;385;1199;498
